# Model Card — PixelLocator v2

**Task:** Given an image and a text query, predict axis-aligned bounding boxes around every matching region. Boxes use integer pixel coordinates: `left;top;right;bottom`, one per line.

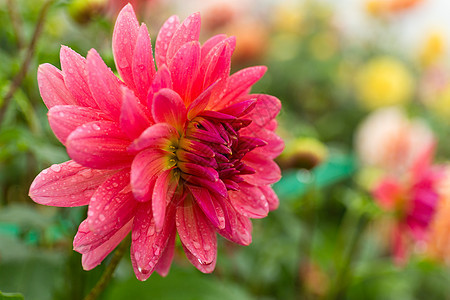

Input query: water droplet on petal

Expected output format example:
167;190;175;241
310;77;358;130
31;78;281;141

193;241;200;249
50;164;61;172
92;124;101;131
203;244;211;251
99;214;105;221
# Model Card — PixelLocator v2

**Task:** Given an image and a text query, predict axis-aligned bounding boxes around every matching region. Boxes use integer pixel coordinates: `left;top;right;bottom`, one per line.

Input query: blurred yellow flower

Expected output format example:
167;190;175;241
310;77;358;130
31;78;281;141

356;56;414;109
273;3;303;35
419;30;446;68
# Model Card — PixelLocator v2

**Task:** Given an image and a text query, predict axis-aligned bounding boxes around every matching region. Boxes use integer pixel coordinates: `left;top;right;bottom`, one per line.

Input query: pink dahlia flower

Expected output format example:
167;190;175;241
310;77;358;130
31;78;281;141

373;145;445;264
29;4;283;280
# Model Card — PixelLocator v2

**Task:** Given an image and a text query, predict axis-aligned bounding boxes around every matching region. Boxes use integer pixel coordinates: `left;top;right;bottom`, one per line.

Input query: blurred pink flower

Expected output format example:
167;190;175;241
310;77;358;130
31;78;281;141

29;4;283;280
355;107;435;177
373;145;446;264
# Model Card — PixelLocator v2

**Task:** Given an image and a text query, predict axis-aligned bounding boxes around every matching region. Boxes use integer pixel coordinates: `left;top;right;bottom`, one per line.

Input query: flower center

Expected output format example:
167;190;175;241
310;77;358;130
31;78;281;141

165;114;264;192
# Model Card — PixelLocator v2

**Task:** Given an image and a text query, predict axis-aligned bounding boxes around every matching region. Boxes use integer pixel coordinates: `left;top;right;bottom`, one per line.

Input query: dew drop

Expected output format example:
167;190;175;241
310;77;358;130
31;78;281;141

193;241;200;249
135;251;141;260
153;245;161;256
50;164;61;172
147;225;155;236
92;124;101;131
203;244;211;251
112;182;119;188
99;214;106;221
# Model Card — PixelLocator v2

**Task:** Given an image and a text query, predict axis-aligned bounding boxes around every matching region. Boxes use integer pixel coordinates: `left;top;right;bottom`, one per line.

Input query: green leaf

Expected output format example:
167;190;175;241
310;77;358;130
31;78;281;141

0;291;24;300
273;152;356;201
103;265;254;300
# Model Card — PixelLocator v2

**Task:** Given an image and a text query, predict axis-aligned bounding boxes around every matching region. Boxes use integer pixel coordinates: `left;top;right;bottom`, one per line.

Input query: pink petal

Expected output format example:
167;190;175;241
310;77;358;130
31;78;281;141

131;148;171;202
66;121;133;169
242;152;281;185
187;80;218;120
188;185;225;229
146;65;173;112
182;243;216;274
259;185;279;211
60;46;98;108
210;66;267;110
201;34;227;59
155;228;176;277
120;86;151;140
76;219;132;270
128;122;178;152
152;88;187;131
217;200;252;246
152;168;179;232
244;94;281;127
131;202;176;279
229;182;269;218
29;160;113;207
48;105;111;144
241;126;284;159
155;15;180;67
176;196;217;264
37;64;78;108
219;99;257;118
87;169;137;235
168;41;201;104
166;13;201;63
112;3;139;91
199;37;234;92
178;162;219;182
86;49;124;119
132;24;156;100
181;174;227;198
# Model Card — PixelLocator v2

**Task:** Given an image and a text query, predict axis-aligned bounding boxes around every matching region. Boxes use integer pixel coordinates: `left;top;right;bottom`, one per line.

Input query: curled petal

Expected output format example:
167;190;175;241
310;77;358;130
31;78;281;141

133;24;156;100
245;94;281;127
48;105;110;144
218;200;252;246
229;182;269;219
29;160;114;207
182;243;216;274
152;88;187;131
60;46;98;108
201;34;227;59
38;64;78;108
210;66;267;109
168;41;201;104
131;202;176;279
155;15;180;67
87;169;137;235
75;219;132;270
188;185;225;229
155;228;176;277
166;12;201;62
131;149;171;202
112;3;139;90
242;152;281;185
120;87;151;140
152;168;179;231
259;185;279;211
86;49;124;119
129;123;178;152
66;121;133;169
176;197;217;264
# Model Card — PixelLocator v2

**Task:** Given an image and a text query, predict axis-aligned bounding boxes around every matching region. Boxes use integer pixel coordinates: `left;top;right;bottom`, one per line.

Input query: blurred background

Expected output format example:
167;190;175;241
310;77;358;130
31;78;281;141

2;0;450;299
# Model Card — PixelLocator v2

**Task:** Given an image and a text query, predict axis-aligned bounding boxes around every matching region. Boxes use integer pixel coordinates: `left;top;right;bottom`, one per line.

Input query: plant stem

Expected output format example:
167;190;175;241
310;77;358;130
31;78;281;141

7;0;25;49
326;213;368;300
83;237;129;300
0;0;53;121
